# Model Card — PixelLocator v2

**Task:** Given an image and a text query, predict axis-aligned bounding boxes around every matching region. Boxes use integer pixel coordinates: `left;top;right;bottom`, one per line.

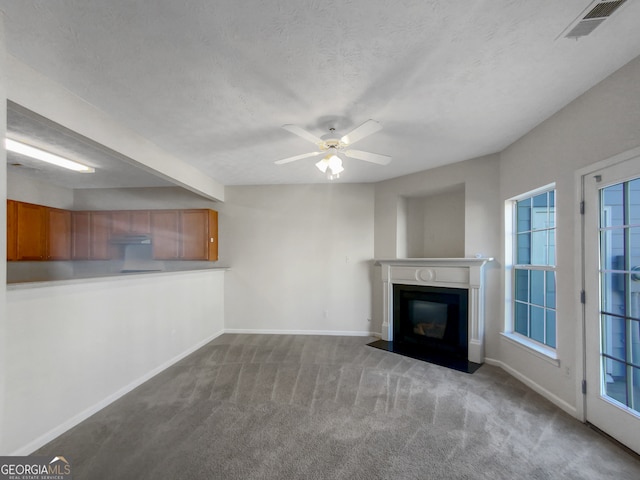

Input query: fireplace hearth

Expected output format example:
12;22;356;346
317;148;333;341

367;339;482;373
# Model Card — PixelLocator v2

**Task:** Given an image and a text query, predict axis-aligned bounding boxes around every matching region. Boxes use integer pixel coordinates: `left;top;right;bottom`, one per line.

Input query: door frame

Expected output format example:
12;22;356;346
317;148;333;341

575;145;640;423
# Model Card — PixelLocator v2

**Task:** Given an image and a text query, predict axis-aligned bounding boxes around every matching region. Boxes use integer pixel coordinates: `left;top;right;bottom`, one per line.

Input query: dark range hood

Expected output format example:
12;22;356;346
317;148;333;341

110;235;164;272
110;234;153;245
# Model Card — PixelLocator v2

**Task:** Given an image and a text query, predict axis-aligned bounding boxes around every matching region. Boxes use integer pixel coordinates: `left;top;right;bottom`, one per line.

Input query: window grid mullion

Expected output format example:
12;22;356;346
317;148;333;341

511;188;556;349
543;270;547;344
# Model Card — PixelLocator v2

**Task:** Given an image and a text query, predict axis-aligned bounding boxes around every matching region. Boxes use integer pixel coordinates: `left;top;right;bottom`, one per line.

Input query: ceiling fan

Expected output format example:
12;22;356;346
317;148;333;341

275;119;391;179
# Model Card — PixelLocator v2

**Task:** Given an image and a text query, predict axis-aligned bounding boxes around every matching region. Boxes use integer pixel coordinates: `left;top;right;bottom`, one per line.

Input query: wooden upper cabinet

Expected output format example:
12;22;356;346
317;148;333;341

71;211;91;260
180;210;208;260
111;210;151;236
151;209;218;261
110;211;131;236
7;200;17;261
151;210;180;260
72;211;111;260
16;201;47;260
89;212;113;260
8;203;217;263
130;211;151;234
208;209;219;261
46;208;72;260
8;201;73;261
180;209;218;261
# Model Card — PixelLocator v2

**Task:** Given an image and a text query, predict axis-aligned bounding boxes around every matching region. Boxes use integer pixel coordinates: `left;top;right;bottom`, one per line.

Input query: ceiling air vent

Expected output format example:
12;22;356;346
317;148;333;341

560;0;628;39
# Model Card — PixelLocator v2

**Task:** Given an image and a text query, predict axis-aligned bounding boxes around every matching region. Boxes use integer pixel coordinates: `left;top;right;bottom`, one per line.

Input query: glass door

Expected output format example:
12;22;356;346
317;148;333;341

584;156;640;454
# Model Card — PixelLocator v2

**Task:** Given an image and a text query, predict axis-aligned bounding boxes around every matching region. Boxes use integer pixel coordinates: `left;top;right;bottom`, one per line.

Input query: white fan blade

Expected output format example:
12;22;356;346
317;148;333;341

340;119;382;145
344;149;392;165
282;124;324;145
275;151;323;165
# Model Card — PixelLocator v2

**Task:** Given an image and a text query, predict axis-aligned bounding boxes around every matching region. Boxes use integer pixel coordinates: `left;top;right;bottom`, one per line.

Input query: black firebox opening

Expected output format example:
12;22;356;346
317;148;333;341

369;284;480;373
393;284;469;359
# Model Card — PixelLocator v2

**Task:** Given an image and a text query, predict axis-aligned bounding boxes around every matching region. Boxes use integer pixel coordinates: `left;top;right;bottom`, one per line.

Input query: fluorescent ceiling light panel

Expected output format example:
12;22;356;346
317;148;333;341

5;138;95;172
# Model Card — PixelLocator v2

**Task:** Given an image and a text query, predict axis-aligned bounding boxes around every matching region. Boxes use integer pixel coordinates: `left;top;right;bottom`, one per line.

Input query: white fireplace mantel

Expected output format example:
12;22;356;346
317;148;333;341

375;257;492;364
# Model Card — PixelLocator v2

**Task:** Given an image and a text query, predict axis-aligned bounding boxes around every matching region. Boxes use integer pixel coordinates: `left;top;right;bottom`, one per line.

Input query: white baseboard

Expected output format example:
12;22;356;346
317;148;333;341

484;357;578;419
224;328;376;337
12;329;225;456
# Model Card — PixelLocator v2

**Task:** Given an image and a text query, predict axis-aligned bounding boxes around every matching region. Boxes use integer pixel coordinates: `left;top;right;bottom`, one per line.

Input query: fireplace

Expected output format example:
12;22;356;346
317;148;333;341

393;284;468;358
371;258;491;373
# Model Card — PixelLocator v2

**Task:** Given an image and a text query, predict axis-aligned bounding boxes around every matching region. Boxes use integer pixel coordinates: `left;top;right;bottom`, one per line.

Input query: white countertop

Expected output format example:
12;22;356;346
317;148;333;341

7;266;229;290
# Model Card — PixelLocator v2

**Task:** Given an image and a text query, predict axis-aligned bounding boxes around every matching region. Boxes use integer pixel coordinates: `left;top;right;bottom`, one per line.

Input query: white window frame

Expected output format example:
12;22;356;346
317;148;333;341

503;183;559;363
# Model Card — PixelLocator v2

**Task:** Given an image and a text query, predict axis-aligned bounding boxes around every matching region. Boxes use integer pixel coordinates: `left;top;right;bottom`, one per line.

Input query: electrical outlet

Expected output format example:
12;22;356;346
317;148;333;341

564;365;571;378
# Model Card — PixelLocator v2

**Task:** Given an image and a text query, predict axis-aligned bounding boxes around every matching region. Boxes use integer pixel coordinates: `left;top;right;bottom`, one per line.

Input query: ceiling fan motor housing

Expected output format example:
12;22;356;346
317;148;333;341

276;119;391;167
319;127;346;150
319;138;346;151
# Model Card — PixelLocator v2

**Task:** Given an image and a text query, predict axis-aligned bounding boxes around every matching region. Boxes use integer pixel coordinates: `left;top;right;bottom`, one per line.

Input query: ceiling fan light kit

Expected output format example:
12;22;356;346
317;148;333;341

276;119;391;180
315;152;344;179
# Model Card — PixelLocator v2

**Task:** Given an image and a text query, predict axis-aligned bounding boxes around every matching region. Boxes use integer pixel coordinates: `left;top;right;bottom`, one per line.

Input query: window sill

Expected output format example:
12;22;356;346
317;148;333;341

500;332;560;367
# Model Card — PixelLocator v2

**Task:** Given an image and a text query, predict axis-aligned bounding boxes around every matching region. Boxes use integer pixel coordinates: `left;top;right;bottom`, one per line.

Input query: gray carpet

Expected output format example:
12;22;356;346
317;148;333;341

36;334;640;479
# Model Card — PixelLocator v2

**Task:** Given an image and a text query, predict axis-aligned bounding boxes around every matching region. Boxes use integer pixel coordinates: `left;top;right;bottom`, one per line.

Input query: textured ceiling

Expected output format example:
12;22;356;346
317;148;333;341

2;0;640;186
6;102;175;189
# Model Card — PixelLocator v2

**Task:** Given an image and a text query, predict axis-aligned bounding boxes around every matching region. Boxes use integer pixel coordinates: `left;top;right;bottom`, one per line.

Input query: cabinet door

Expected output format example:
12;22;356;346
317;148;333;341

110;211;131;235
47;208;72;260
130;210;151;234
179;209;218;261
90;212;113;260
111;210;151;235
7;200;17;261
180;210;209;260
72;212;91;260
208;209;218;261
16;202;46;260
151;210;179;259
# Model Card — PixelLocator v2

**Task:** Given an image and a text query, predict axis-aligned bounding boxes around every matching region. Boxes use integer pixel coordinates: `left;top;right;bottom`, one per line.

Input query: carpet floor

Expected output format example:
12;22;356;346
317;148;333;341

36;334;640;479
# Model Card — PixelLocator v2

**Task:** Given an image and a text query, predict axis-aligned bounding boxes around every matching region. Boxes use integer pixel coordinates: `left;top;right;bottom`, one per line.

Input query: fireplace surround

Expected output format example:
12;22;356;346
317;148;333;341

375;258;492;366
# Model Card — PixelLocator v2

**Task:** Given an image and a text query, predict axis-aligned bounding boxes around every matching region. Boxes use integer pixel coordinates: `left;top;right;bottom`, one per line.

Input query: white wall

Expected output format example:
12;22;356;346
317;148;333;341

372;155;501;356
498;54;640;414
2;270;225;455
374;155;499;260
221;184;375;335
7;170;74;209
405;185;465;258
405;197;425;258
73;186;220;211
422;186;465;258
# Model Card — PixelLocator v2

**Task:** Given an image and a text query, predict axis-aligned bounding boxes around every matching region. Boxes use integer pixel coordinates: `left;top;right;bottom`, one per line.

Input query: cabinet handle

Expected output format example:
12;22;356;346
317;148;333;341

210;237;215;243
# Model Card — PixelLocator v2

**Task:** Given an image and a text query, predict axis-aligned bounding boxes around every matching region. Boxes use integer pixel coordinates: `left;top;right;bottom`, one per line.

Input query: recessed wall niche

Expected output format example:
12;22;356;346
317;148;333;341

403;184;465;258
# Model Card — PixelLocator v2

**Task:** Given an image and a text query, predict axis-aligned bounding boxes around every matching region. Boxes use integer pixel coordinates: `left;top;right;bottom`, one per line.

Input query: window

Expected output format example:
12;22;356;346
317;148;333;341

510;187;557;349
